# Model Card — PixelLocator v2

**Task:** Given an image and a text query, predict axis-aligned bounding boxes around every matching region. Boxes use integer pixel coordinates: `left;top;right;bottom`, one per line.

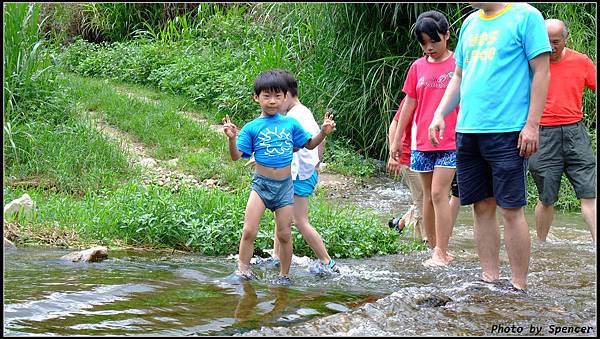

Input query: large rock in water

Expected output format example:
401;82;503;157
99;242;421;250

3;193;35;221
61;246;109;262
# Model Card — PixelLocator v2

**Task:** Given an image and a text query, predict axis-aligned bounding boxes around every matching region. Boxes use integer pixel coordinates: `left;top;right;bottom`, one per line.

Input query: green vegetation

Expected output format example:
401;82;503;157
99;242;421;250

3;3;420;257
3;181;411;258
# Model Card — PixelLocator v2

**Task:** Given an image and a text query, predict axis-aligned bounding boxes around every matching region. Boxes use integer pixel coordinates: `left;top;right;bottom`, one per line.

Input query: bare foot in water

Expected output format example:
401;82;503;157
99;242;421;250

481;272;499;283
423;257;448;267
422;249;453;267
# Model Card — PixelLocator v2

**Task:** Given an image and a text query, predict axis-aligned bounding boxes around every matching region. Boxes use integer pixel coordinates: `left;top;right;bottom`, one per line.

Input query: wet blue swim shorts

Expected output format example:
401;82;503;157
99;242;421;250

251;173;294;211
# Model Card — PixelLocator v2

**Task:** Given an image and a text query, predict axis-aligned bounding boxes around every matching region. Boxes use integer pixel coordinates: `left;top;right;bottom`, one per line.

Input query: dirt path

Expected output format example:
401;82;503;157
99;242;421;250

87;90;357;193
83;103;212;192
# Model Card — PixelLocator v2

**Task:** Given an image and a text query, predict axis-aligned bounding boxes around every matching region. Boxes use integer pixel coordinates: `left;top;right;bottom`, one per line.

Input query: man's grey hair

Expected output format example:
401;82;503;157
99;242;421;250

545;19;569;39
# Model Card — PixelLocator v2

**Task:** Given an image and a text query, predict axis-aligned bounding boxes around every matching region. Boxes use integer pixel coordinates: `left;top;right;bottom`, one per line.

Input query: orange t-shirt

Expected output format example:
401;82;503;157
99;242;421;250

540;48;596;126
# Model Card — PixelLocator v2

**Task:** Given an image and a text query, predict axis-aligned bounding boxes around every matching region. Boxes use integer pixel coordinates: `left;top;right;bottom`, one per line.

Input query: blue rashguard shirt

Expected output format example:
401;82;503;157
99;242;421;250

237;114;313;168
454;3;551;133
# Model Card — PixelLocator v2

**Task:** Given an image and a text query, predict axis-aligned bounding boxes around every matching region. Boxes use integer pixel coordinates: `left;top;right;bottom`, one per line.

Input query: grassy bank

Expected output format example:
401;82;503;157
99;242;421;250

4;66;422;257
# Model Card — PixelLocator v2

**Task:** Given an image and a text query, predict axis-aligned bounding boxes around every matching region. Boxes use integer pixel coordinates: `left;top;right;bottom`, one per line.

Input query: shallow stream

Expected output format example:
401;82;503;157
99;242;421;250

3;175;596;336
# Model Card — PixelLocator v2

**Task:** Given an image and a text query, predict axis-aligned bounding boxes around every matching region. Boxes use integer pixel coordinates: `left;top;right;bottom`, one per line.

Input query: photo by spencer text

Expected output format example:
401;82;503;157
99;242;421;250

491;323;595;335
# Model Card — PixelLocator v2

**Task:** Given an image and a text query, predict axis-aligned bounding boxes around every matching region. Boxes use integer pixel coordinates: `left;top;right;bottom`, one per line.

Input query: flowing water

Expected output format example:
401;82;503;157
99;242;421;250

3;174;596;336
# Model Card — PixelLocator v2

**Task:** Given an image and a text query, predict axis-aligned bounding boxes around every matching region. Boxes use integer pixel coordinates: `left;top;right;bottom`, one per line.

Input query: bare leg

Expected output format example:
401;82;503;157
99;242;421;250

273;230;281;261
402;165;425;239
499;206;531;290
419;172;436;248
473;198;500;283
238;191;266;275
450;195;460;228
292;195;332;264
534;201;554;242
581;198;596;245
424;167;455;266
274;205;294;277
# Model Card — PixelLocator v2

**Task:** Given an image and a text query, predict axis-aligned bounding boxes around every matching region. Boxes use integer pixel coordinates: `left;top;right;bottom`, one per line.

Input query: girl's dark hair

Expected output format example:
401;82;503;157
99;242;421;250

277;69;299;97
414;10;449;45
253;70;288;96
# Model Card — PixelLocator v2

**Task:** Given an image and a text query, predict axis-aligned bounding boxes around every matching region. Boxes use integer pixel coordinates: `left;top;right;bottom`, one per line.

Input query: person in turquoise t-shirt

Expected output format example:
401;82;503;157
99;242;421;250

223;70;336;285
428;3;551;291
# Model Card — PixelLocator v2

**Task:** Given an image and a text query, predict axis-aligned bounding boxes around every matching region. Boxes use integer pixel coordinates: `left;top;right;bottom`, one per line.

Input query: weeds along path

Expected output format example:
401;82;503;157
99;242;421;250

83;90;222;192
81;79;356;195
113;88;223;133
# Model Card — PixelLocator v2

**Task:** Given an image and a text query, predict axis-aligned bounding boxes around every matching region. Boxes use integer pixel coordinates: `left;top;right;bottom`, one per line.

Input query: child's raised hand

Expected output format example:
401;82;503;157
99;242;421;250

222;114;238;139
321;111;336;135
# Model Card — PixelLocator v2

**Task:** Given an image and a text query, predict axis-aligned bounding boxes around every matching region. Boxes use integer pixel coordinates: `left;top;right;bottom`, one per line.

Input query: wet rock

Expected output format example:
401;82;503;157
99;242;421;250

3;193;35;221
61;246;108;262
4;237;16;251
415;293;452;308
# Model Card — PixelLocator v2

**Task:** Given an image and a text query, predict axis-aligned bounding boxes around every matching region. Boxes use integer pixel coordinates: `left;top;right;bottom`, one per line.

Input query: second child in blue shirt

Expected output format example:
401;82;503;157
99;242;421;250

223;70;336;285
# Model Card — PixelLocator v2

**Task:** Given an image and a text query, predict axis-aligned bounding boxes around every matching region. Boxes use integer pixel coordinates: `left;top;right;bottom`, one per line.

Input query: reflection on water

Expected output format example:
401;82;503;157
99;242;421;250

3;174;596;336
3;248;383;336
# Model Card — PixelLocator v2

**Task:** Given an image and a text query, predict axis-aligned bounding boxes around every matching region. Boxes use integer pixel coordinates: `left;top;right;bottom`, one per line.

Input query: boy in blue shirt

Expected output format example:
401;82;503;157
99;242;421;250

223;70;336;284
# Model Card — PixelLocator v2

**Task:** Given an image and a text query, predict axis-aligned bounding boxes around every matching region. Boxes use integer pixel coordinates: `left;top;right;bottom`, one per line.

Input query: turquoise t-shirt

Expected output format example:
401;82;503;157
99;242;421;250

237;114;312;168
454;3;551;133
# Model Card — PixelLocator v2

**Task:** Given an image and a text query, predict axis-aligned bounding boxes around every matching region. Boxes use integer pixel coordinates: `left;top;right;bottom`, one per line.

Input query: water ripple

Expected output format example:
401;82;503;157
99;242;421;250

5;283;157;324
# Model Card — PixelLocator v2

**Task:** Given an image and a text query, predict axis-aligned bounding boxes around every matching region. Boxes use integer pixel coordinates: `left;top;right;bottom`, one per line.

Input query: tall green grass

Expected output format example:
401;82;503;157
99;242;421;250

3;3;51;124
3;4;135;194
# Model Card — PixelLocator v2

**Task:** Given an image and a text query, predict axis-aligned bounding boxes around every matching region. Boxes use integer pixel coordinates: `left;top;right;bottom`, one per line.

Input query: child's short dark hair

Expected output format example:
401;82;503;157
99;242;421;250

277;69;299;97
414;10;449;45
253;70;288;96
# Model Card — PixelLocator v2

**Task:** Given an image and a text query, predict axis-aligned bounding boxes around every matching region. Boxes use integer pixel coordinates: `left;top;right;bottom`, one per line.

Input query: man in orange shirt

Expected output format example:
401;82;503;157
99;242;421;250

528;19;597;245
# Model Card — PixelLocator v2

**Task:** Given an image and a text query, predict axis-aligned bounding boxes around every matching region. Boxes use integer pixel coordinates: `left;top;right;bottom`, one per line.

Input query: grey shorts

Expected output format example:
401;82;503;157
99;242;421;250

528;121;596;205
251;173;294;212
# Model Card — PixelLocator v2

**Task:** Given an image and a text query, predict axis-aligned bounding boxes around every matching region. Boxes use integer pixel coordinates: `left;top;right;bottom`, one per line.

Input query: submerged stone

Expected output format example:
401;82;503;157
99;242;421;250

415;293;452;308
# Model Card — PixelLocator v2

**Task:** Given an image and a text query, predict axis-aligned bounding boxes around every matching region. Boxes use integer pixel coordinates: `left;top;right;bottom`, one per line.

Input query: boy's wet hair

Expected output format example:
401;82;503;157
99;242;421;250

414;10;449;45
253;70;288;96
277;69;299;97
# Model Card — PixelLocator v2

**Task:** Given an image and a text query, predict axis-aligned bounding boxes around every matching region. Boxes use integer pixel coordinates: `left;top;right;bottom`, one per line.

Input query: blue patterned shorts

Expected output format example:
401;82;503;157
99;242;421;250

410;150;456;172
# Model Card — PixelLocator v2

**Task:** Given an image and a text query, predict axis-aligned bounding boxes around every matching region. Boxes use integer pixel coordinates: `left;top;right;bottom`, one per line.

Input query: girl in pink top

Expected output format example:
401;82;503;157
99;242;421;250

390;10;459;267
